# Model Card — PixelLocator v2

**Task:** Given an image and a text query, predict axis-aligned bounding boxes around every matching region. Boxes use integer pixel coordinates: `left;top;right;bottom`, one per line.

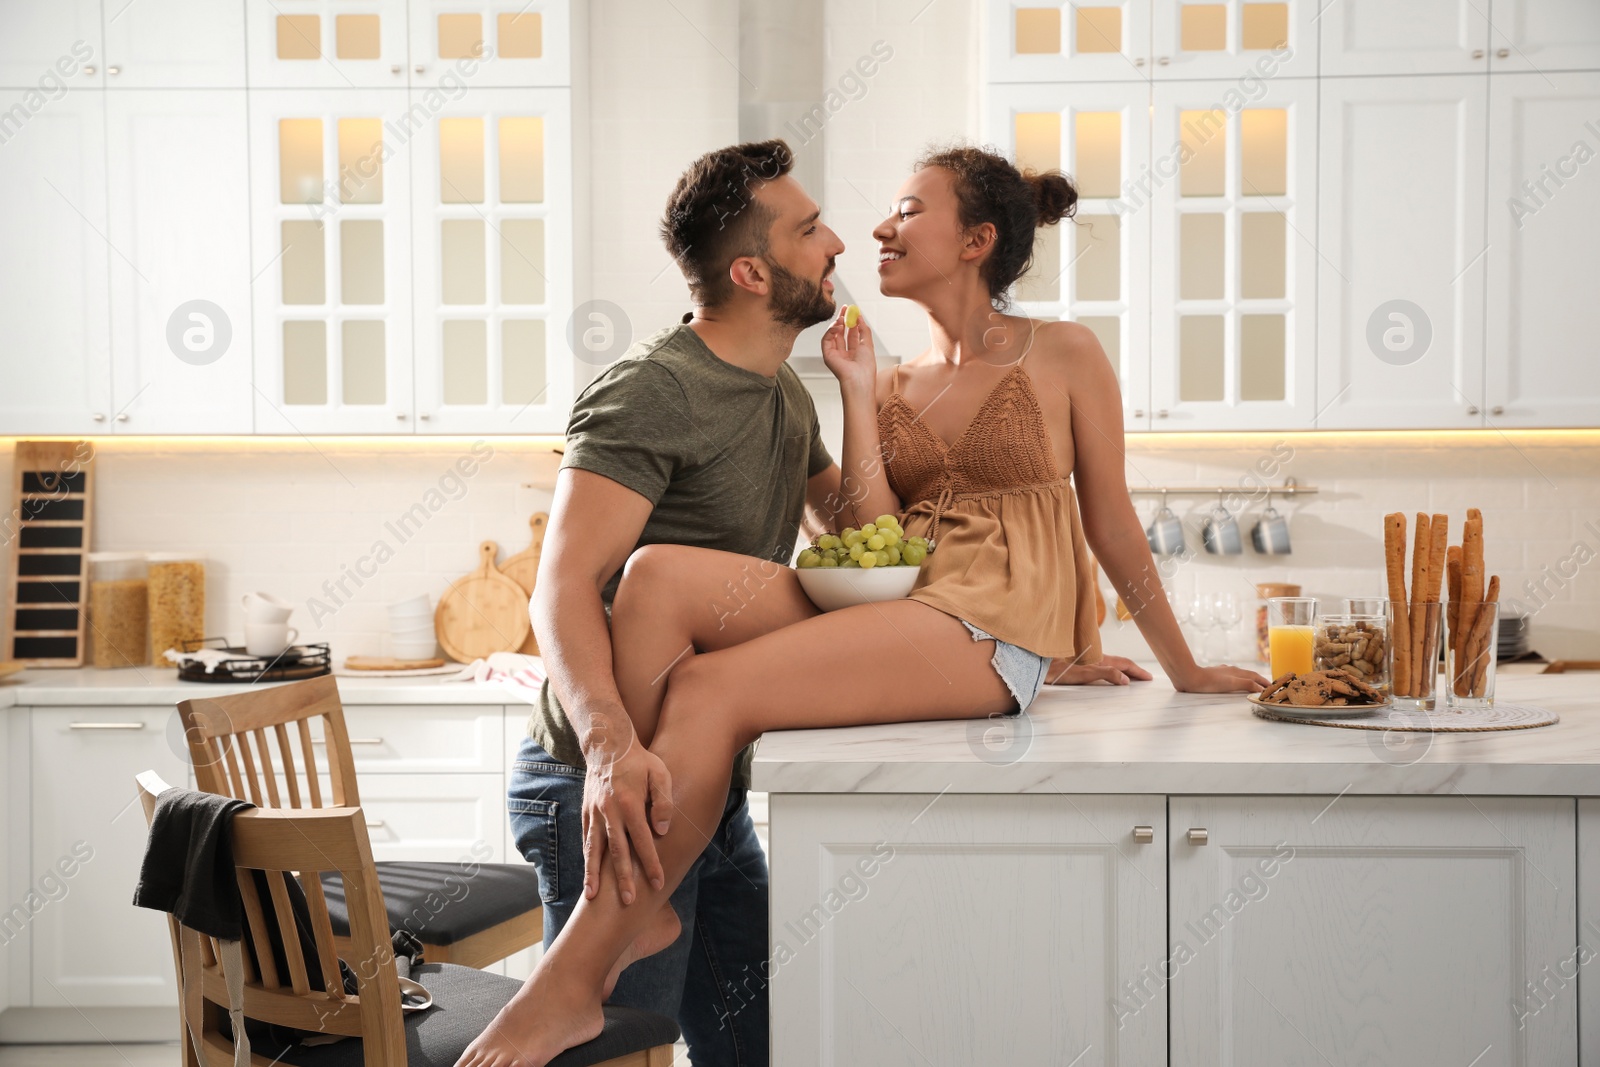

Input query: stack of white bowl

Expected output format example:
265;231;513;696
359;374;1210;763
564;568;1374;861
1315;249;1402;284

388;595;439;660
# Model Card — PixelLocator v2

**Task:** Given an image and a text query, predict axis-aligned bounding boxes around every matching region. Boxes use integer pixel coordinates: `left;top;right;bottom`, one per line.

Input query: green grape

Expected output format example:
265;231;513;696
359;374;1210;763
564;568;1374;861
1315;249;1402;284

875;514;898;529
842;529;864;547
867;533;886;551
841;557;860;568
797;549;821;568
820;555;839;567
818;534;842;551
881;529;901;547
858;551;878;569
901;543;926;566
875;549;891;567
860;522;877;536
886;545;901;565
848;542;865;561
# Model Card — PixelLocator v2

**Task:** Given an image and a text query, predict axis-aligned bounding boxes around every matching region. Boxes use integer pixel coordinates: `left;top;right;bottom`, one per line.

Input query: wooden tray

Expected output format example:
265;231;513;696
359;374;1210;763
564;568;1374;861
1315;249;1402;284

434;541;530;664
498;512;547;656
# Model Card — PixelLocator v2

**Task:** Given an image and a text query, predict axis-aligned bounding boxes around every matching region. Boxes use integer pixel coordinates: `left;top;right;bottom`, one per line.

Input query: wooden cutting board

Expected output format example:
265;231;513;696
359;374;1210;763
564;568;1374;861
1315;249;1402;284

344;655;446;671
498;512;548;656
434;542;530;664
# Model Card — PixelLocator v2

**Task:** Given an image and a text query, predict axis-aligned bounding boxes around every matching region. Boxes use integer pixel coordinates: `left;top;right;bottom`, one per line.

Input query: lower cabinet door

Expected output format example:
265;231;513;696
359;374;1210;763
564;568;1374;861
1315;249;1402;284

1169;795;1577;1065
29;707;187;1009
353;773;507;864
769;793;1166;1066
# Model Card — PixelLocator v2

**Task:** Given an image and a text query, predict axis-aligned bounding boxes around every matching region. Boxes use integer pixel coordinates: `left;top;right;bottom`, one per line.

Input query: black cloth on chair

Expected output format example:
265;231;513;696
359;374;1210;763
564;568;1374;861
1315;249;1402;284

132;787;255;939
320;862;543;945
263;963;681;1067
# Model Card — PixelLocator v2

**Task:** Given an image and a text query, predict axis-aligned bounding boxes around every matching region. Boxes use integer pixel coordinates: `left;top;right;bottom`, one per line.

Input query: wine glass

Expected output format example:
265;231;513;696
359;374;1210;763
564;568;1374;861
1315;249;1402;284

1211;592;1242;664
1188;594;1217;665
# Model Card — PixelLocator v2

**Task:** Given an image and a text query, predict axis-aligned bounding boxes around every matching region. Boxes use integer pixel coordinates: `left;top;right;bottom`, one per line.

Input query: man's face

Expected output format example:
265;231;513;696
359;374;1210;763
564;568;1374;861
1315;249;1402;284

752;175;845;330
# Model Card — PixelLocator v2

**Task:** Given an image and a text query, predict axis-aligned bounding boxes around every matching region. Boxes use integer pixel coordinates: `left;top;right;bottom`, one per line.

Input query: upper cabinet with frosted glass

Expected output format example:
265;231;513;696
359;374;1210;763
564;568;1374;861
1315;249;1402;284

246;0;569;88
988;1;1316;82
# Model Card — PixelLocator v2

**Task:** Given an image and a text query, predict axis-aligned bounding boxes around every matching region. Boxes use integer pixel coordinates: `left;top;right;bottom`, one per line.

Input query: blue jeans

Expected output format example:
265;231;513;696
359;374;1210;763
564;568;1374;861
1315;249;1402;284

507;734;770;1066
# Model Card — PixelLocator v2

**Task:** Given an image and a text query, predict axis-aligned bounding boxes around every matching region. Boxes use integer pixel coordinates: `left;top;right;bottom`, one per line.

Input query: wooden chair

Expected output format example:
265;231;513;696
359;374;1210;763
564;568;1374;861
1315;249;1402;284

136;770;678;1067
176;675;541;969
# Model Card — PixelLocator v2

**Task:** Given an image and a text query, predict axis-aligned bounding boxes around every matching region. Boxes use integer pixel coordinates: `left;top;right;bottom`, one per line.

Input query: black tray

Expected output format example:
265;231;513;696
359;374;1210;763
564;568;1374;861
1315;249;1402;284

176;637;332;684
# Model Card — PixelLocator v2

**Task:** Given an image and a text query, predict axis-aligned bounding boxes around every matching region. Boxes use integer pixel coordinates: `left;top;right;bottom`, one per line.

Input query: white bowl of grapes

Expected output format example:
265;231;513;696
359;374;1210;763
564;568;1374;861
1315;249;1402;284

793;514;931;612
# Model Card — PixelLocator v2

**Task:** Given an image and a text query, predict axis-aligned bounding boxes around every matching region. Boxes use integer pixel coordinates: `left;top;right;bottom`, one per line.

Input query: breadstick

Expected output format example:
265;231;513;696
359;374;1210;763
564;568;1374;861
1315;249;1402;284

1385;513;1412;697
1456;515;1485;693
1446;545;1462;691
1466;574;1500;697
1408;512;1432;698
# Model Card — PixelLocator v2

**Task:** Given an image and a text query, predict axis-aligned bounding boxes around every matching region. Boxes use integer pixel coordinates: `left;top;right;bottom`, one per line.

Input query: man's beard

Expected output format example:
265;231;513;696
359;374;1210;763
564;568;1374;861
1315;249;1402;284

768;259;835;330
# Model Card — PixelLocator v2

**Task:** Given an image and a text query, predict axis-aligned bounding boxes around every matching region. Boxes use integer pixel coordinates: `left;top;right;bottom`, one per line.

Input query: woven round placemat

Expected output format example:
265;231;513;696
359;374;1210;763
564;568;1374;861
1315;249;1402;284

1251;702;1559;732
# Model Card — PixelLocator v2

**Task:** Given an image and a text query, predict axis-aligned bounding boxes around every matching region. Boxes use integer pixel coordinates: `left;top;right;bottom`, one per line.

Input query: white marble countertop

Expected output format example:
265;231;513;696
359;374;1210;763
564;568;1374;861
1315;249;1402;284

0;667;518;707
750;664;1600;797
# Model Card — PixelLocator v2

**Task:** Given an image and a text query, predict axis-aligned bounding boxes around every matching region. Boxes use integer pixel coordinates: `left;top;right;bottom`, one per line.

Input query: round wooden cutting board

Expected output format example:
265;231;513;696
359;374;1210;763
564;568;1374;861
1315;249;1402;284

499;512;548;656
434;541;531;664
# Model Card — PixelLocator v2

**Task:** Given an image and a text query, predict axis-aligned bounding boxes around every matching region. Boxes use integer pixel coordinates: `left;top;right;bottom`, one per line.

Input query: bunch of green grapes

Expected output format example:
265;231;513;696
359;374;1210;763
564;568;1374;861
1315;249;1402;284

796;514;931;570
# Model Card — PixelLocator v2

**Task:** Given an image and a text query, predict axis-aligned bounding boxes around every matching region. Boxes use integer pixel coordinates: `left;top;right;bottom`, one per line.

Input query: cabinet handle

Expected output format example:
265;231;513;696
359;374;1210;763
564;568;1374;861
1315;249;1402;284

1158;56;1170;65
1156;409;1169;418
1471;49;1485;59
395;412;408;420
1187;827;1208;845
311;737;384;745
1131;408;1145;418
1467;405;1480;416
365;820;386;829
115;413;129;422
419;413;431;420
1491;405;1504;416
1133;825;1153;843
415;64;426;74
70;722;145;730
92;412;106;422
391;64;403;74
83;65;97;75
1134;57;1146;67
1496;48;1509;58
108;65;120;75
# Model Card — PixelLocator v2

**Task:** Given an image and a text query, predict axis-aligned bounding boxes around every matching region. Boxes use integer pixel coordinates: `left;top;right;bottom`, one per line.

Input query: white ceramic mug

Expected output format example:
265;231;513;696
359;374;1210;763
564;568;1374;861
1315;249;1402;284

241;591;294;624
245;622;298;657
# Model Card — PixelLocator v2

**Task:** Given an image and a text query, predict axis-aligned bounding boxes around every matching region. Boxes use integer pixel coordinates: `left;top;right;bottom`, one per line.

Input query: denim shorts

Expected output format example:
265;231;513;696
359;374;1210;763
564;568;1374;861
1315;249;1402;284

962;620;1050;712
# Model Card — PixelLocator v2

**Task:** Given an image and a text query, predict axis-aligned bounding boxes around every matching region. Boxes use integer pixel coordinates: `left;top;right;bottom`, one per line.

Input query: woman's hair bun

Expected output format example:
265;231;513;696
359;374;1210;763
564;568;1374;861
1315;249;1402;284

1027;171;1078;228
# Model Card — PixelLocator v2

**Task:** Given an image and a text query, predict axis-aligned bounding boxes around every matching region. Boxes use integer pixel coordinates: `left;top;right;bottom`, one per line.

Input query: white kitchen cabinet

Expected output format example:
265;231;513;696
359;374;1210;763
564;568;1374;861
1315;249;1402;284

1484;72;1600;428
1581;799;1598;1066
1490;0;1600;74
1148;0;1314;81
1150;78;1317;430
1320;0;1491;76
0;91;112;435
1168;795;1576;1065
28;707;186;1010
411;87;575;434
992;81;1153;428
249;88;417;433
245;0;412;89
986;0;1151;83
768;793;1167;1066
356;773;509;863
1315;76;1489;429
0;1;101;87
308;705;505;774
101;0;247;88
408;0;570;88
105;90;254;433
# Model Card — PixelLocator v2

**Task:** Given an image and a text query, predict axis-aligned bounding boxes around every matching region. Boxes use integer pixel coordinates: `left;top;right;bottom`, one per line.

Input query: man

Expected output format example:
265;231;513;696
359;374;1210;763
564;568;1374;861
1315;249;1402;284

507;138;844;1065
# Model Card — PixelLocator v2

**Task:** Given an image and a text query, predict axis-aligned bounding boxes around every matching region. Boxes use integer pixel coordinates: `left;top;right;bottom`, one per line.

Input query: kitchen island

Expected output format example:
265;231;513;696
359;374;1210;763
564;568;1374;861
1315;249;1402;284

752;667;1599;1066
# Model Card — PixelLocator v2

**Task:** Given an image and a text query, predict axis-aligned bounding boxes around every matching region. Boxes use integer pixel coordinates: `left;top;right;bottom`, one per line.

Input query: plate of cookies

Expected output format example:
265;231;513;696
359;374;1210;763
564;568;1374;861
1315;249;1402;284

1249;667;1391;718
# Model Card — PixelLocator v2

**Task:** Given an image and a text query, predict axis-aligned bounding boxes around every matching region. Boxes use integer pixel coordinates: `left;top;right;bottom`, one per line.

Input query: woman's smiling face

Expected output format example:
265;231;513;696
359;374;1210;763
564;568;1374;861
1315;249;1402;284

872;166;973;300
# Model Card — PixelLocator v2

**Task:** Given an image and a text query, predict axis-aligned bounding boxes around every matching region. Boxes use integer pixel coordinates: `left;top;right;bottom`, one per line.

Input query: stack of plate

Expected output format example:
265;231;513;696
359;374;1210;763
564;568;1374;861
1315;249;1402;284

1498;611;1530;660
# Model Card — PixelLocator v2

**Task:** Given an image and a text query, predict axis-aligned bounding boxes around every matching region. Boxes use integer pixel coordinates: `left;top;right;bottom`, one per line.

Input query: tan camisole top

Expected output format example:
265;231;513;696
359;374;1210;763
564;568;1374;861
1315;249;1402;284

877;331;1103;662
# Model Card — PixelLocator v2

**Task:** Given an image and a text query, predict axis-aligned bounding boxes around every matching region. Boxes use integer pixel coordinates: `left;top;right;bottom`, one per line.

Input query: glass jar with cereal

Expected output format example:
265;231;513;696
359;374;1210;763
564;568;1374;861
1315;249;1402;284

148;552;206;663
88;552;149;668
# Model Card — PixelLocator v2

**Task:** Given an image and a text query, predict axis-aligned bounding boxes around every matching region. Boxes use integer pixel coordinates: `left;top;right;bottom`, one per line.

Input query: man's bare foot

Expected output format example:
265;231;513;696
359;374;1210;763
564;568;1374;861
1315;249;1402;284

602;904;681;1001
453;972;604;1067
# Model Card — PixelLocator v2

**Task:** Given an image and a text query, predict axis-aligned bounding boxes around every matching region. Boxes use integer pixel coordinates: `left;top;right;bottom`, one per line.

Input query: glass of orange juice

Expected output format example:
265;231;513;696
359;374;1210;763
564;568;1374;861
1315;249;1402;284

1266;597;1317;679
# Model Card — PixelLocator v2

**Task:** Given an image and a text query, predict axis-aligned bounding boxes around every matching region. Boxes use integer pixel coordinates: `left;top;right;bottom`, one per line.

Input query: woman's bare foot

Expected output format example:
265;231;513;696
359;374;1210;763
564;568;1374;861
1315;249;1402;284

453;964;604;1067
602;904;681;1001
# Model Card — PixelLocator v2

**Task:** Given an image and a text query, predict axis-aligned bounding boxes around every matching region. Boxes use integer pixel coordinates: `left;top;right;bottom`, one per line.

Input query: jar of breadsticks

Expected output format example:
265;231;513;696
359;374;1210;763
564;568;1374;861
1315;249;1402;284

1313;613;1390;697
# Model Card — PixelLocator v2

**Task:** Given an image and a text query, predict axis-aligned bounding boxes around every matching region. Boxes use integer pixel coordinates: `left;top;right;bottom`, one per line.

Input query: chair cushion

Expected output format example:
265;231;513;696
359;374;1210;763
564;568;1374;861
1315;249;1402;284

268;963;681;1067
321;862;542;945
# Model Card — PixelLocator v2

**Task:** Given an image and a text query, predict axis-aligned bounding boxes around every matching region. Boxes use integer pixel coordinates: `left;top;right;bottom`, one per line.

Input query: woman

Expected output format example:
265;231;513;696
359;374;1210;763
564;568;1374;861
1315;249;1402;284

457;147;1266;1066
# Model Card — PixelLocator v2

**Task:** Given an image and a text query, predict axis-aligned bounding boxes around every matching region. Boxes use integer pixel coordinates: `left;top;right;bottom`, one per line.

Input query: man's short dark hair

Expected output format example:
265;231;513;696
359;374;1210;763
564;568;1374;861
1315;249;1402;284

659;139;796;307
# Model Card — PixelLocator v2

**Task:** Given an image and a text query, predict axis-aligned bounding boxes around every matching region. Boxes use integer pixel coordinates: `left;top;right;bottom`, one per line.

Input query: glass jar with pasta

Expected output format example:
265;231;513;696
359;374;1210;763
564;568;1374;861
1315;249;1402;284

148;552;206;663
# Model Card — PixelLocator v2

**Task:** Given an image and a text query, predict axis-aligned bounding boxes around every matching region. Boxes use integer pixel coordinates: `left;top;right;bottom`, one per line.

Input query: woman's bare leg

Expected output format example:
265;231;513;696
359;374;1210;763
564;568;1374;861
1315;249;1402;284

455;599;1012;1067
608;543;820;746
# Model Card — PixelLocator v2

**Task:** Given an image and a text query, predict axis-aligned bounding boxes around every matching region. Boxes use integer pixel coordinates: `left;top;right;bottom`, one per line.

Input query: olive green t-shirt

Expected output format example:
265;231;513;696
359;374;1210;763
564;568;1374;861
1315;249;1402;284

529;324;834;787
